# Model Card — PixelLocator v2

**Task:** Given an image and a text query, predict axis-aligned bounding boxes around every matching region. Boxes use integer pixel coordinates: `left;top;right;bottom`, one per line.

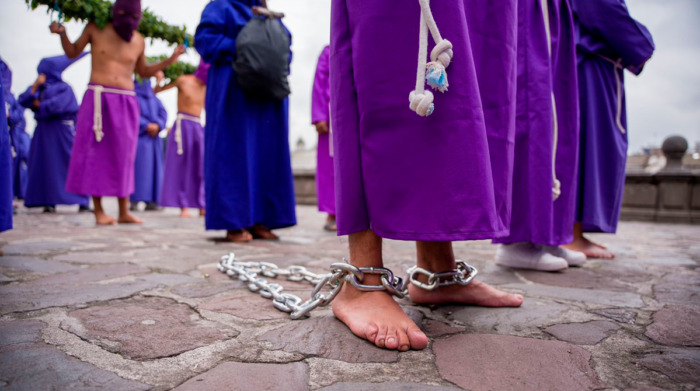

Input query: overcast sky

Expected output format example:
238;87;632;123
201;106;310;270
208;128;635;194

0;0;697;154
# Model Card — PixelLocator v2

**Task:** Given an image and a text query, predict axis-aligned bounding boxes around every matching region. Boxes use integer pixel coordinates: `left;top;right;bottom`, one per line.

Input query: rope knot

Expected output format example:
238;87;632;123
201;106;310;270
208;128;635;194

552;178;561;200
409;90;435;117
430;39;453;68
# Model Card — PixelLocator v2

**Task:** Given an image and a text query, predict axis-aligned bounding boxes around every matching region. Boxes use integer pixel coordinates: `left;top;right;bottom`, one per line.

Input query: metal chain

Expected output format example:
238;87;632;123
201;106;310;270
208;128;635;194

217;253;409;320
218;253;477;319
406;261;478;291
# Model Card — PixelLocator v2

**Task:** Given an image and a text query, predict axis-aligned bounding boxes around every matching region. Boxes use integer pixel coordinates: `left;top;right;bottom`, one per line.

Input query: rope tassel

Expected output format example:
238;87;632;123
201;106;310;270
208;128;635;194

409;0;453;117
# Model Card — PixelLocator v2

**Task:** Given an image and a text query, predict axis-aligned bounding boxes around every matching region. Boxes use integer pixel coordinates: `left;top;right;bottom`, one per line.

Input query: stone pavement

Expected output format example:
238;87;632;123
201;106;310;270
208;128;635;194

0;202;698;391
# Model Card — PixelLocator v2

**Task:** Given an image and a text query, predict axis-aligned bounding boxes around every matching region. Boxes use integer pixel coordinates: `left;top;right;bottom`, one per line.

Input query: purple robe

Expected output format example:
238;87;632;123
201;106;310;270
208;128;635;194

66;84;140;198
0;60;12;232
572;0;654;233
8;97;28;200
131;78;166;204
19;53;90;208
312;46;335;215
494;0;580;246
330;0;517;241
160;113;205;209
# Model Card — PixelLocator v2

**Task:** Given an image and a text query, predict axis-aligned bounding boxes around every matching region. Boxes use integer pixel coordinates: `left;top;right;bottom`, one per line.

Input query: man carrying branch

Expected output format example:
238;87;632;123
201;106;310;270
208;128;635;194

50;0;184;225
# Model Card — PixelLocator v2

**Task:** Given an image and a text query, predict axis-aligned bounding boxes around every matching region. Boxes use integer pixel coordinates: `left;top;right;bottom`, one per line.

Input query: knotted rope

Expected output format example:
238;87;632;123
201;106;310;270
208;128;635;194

409;0;453;117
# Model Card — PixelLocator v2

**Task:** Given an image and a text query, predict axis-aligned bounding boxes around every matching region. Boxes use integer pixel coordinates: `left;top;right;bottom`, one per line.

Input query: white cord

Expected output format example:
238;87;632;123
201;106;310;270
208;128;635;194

409;0;453;117
540;0;561;200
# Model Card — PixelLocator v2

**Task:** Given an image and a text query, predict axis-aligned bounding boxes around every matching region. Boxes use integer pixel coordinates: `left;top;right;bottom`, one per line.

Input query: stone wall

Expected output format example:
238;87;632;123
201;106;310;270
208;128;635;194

622;171;700;224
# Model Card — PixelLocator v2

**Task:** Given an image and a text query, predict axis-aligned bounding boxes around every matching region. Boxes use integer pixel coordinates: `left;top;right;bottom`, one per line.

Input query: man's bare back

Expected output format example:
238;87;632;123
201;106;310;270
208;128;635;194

155;74;205;117
175;75;206;116
50;22;183;90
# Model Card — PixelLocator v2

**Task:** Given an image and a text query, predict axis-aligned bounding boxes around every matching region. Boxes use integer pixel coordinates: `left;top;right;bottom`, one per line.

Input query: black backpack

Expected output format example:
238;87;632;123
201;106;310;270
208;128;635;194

233;17;291;101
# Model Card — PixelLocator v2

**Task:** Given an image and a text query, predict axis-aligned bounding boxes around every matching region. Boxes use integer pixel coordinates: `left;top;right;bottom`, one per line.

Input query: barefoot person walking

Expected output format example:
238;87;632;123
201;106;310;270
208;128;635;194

51;0;184;225
330;0;524;351
156;60;208;218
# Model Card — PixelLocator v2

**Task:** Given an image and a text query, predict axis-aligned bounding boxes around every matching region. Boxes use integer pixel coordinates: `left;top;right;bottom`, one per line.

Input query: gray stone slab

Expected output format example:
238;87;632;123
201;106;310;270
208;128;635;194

545;320;620;345
591;308;637;325
636;348;700;385
259;316;398;363
173;362;308;391
52;251;137;265
423;319;467;338
318;383;463;391
0;256;80;274
653;272;700;306
0;319;150;391
2;241;86;255
502;283;645;307
434;334;606;391
171;281;240;298
645;305;700;347
200;291;292;320
62;296;236;360
517;265;650;291
449;298;581;334
0;265;198;314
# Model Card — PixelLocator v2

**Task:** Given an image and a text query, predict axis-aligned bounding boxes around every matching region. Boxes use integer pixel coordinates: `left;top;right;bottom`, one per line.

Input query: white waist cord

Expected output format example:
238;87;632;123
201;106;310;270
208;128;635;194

597;55;626;134
409;0;454;117
88;85;136;142
540;0;561;200
175;113;201;155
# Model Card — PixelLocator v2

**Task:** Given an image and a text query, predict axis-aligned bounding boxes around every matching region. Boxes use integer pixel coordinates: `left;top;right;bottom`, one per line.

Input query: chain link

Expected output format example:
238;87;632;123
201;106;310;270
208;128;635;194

218;253;477;319
217;253;409;320
406;261;478;291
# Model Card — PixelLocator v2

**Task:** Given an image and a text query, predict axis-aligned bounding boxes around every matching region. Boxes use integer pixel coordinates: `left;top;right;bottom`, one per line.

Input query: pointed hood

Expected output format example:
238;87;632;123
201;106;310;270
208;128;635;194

112;0;142;42
37;52;89;82
193;59;210;84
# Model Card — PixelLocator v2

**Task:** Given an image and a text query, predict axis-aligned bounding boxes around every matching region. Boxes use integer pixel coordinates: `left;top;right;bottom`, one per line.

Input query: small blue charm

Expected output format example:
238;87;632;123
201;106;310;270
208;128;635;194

426;68;446;90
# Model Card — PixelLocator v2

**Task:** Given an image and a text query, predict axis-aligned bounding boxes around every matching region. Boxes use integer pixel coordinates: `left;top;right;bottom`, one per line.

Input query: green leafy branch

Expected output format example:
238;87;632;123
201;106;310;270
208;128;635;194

147;55;196;84
25;0;194;46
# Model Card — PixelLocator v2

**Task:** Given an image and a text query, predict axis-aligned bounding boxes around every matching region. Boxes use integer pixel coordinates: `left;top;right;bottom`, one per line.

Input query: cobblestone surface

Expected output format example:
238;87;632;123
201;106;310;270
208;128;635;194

0;202;698;390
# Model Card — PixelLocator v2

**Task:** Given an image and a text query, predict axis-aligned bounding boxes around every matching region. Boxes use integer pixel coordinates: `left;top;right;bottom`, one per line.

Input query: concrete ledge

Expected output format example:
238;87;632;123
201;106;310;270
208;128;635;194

622;170;700;224
294;169;317;206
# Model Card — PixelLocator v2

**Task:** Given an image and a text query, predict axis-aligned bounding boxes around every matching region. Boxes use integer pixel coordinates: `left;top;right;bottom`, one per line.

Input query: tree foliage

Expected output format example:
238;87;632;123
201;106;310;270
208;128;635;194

148;55;196;84
25;0;194;46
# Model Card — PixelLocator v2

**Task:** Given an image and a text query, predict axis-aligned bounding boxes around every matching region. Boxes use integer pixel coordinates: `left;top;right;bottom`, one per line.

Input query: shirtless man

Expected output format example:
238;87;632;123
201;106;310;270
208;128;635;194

156;60;208;218
49;0;184;225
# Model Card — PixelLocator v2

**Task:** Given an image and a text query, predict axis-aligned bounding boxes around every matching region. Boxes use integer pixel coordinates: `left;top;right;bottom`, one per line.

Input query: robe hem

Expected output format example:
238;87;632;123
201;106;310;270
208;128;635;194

338;225;509;242
205;220;297;232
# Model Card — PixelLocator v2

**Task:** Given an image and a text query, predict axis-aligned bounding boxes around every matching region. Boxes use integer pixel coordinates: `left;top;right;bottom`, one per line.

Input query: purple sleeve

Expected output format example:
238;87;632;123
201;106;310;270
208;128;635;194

330;0;370;234
36;84;78;118
18;87;38;109
574;0;655;74
195;1;251;64
7;98;23;128
311;46;330;124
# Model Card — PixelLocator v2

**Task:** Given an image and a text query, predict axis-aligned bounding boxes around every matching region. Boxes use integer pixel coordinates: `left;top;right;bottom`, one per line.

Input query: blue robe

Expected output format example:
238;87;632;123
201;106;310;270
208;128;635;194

571;0;654;233
0;66;12;231
195;0;296;231
19;64;89;208
131;78;166;204
7;95;28;200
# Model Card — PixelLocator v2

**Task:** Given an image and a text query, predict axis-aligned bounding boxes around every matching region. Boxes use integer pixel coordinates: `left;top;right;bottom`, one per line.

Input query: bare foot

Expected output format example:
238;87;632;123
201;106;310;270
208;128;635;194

332;284;428;351
199;209;205;217
95;212;117;226
408;279;523;307
249;224;279;240
562;237;614;259
118;212;144;224
180;209;192;218
226;229;253;242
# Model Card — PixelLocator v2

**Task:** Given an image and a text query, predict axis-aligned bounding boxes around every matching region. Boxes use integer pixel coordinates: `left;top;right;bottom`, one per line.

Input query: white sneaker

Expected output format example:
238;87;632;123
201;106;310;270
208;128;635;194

495;242;568;272
542;245;587;267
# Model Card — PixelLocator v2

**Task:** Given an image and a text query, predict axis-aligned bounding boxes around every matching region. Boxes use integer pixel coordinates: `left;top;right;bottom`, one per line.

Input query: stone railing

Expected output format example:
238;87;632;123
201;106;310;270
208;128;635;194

622;136;700;224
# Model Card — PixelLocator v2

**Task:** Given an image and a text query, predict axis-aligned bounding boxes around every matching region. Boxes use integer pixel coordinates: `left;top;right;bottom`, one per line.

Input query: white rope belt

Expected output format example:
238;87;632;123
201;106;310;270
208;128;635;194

61;120;75;127
596;54;626;134
540;0;561;201
88;85;136;142
409;0;454;117
175;113;201;155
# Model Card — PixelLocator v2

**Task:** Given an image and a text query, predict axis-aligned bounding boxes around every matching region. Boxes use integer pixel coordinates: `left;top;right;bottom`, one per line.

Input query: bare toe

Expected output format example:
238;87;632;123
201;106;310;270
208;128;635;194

375;325;388;348
408;327;429;350
385;327;399;350
366;324;379;343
